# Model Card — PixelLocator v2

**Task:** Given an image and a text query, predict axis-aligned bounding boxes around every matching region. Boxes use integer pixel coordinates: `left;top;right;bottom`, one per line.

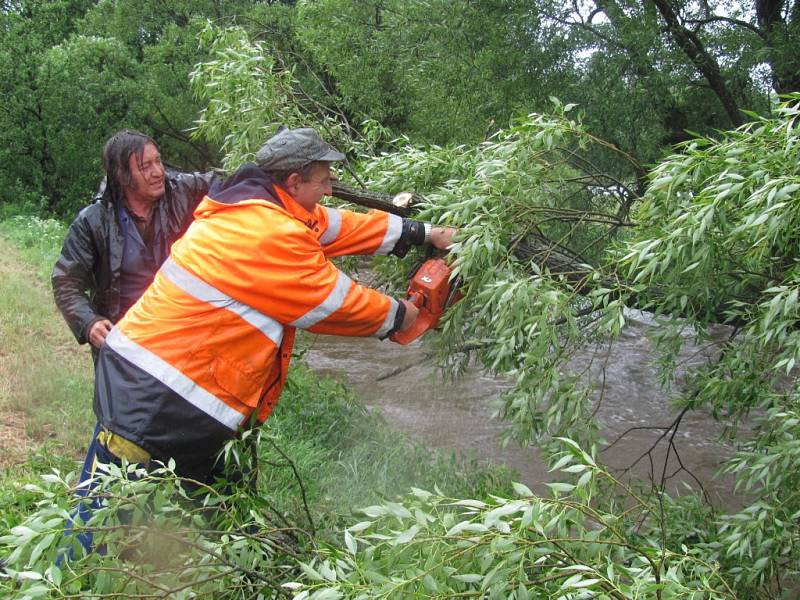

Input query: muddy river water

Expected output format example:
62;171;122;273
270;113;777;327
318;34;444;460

305;310;742;508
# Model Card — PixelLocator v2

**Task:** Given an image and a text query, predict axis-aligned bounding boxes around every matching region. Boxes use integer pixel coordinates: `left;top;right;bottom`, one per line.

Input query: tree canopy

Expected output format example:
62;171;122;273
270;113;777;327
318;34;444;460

2;0;796;215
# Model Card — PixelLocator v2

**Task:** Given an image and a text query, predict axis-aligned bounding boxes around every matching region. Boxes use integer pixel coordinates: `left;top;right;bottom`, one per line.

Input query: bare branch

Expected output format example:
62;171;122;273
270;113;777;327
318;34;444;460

684;15;767;40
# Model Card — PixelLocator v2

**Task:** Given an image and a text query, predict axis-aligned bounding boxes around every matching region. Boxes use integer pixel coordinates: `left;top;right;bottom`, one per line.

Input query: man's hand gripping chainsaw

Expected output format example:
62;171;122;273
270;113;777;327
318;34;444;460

390;258;461;345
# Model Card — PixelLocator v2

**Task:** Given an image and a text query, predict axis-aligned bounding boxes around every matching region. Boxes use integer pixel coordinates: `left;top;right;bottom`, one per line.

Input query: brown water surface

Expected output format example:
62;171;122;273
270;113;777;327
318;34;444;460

304;310;742;508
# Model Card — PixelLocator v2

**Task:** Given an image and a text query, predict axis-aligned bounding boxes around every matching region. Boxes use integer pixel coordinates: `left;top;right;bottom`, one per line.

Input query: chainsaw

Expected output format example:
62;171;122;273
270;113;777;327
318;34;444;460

390;257;460;345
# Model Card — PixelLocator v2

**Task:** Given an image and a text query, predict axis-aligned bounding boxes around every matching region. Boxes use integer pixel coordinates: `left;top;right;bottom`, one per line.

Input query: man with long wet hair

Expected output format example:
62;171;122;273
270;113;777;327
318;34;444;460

52;129;218;356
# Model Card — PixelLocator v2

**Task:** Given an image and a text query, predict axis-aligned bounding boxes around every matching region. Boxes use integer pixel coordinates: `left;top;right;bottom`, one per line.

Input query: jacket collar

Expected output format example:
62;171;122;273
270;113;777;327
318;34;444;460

202;163;323;228
208;163;283;207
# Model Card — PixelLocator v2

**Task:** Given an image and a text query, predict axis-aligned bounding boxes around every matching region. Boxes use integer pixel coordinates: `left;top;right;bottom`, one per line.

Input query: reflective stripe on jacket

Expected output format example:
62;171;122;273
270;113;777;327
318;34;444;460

94;165;405;478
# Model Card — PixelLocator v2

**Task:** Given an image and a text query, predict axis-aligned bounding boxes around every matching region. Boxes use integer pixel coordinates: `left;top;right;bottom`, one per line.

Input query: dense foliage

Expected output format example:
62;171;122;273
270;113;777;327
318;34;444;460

2;0;796;215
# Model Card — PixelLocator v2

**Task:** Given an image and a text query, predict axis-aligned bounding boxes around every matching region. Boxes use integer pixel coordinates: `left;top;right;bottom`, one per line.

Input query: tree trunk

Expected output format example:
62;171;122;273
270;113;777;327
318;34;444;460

331;181;419;216
651;0;744;126
757;0;800;94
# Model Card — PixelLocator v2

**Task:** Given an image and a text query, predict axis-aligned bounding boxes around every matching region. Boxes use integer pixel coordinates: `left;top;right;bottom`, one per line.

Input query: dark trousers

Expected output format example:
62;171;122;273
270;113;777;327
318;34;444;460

59;423;143;561
59;424;255;561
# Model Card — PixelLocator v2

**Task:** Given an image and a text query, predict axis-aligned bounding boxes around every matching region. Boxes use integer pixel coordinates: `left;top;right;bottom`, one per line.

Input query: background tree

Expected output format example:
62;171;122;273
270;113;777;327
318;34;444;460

292;0;567;145
1;0;792;216
530;0;779;184
0;0;252;217
0;0;95;213
75;0;249;169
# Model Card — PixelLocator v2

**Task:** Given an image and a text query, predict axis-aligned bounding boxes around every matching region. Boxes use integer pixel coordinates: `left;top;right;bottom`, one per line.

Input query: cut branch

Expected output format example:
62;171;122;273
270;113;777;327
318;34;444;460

331;181;421;216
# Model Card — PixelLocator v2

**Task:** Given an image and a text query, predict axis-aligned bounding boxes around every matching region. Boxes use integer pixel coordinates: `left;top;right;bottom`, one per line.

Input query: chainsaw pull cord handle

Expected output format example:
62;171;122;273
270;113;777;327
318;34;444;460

406;290;423;309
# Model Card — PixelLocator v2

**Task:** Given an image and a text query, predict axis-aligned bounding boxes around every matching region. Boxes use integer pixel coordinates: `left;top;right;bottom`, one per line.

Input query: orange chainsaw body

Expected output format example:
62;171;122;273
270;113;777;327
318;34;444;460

390;258;458;345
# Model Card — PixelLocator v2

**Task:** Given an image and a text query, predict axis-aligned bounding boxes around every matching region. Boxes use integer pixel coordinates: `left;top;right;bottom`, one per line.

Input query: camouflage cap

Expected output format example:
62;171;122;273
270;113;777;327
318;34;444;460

255;127;345;172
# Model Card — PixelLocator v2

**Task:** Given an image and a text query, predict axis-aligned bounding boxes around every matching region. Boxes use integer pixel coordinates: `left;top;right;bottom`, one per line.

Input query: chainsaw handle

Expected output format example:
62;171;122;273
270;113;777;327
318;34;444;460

397;297;420;333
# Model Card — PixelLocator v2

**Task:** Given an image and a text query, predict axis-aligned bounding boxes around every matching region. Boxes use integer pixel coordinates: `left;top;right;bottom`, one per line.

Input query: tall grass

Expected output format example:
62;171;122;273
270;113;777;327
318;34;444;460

0;217;94;458
0;216;67;279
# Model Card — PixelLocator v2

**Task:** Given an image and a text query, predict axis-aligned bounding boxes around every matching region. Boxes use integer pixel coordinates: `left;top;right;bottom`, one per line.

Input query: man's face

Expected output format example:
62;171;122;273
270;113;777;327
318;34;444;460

127;142;165;203
289;162;338;212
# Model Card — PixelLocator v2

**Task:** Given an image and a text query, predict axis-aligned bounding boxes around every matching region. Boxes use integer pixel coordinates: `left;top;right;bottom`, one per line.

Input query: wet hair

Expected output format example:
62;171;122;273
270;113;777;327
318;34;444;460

101;129;158;197
269;161;318;186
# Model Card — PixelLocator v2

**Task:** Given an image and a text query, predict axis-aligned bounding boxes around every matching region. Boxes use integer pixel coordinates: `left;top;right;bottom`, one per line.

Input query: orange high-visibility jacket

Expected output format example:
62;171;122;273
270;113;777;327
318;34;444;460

94;164;418;480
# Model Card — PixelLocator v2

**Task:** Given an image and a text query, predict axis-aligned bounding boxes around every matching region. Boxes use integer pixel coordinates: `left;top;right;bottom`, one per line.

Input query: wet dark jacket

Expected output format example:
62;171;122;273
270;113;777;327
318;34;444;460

51;170;218;345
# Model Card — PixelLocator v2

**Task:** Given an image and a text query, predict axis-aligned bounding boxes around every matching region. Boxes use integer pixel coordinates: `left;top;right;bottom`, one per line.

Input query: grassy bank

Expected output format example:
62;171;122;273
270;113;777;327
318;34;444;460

0;215;513;566
0;217;95;462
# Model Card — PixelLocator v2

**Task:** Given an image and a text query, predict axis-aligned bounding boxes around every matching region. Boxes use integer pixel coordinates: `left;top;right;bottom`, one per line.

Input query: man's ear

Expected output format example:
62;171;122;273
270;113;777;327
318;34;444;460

285;172;302;189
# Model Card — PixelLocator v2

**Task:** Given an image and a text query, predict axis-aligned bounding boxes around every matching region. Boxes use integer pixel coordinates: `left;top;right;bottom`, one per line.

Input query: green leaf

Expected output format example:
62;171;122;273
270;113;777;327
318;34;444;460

452;573;482;583
512;482;534;497
344;530;357;555
546;482;575;494
300;562;324;582
393;525;419;545
310;589;342;600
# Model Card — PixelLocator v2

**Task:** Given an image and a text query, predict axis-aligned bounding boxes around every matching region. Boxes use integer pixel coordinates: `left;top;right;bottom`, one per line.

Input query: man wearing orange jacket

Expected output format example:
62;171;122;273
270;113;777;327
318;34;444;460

79;127;454;509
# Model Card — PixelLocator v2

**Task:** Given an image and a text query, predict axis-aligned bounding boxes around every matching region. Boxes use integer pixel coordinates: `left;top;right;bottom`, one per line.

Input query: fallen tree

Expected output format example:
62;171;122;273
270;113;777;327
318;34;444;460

10;22;795;596
316;92;800;600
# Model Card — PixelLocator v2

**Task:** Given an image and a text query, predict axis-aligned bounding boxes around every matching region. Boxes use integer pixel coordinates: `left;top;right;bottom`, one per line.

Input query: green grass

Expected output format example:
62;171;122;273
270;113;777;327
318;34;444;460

0;215;68;279
0;217;95;541
0;222;94;460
